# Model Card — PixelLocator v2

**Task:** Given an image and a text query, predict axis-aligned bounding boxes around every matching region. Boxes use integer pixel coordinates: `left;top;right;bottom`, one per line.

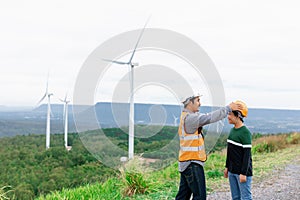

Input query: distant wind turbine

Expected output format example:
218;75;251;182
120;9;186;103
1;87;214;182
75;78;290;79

173;114;179;126
102;17;150;160
37;76;53;149
60;94;71;150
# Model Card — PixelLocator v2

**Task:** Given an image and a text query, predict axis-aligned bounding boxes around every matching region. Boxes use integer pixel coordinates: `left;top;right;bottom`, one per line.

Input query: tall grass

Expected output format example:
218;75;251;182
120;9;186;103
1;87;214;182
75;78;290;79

119;157;152;197
252;132;300;153
0;186;12;200
120;170;148;197
38;178;123;200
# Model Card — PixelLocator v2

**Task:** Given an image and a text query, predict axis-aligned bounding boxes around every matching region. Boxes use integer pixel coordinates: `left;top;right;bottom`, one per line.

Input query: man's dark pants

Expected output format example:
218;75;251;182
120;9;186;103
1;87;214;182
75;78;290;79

175;162;206;200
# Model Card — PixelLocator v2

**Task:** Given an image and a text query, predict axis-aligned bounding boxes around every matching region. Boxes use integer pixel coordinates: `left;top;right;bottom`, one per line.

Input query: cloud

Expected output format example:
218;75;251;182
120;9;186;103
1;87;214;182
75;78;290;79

0;0;299;110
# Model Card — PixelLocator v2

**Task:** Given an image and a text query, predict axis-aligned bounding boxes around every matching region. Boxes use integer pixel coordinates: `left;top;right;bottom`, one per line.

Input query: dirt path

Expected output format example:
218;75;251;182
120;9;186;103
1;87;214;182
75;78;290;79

207;155;300;200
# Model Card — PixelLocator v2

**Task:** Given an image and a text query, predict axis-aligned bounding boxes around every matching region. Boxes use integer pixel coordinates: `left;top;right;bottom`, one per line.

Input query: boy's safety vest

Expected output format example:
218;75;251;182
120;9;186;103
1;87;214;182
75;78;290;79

178;112;207;162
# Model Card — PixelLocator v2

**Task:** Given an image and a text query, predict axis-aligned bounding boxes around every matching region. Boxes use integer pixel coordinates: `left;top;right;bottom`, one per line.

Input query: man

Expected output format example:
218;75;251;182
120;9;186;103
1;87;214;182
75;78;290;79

175;94;242;200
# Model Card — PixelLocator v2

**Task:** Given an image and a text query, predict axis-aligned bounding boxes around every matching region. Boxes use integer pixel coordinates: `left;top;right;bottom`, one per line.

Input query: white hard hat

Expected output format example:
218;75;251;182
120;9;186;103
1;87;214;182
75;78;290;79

181;93;202;106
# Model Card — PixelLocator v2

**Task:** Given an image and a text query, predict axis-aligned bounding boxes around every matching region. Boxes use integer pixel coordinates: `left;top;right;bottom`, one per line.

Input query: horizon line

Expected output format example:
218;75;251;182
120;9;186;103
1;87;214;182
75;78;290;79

1;102;299;112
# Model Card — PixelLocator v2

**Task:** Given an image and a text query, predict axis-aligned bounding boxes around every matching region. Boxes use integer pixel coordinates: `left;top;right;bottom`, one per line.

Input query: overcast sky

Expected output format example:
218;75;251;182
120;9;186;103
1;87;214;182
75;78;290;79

0;0;299;110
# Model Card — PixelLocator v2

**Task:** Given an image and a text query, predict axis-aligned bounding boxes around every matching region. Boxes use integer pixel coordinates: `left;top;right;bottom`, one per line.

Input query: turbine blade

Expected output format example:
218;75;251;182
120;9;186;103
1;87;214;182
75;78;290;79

46;71;49;94
49;104;54;118
63;103;66;125
48;94;54;118
128;16;151;64
37;93;47;106
102;58;128;65
64;93;68;102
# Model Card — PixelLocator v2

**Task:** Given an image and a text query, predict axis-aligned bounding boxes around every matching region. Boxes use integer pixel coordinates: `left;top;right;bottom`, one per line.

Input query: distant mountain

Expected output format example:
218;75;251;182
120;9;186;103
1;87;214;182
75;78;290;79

0;105;32;112
0;102;299;138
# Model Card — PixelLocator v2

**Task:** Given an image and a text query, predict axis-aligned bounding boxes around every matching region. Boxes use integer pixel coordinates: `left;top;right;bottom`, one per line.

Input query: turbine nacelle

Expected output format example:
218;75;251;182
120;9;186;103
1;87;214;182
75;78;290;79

59;99;70;104
131;62;139;67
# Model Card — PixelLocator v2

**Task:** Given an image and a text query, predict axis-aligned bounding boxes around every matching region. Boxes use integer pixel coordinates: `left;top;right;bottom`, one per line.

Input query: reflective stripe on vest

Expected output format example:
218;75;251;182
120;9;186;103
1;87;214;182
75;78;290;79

180;146;205;151
180;134;202;140
178;111;207;162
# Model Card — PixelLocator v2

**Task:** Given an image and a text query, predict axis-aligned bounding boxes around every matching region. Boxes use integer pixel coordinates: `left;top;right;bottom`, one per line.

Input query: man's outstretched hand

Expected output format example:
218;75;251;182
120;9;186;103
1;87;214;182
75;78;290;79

229;102;243;112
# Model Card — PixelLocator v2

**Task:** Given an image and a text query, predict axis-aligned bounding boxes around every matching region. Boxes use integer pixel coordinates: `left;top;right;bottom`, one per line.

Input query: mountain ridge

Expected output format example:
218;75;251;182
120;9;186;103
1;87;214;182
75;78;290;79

0;102;299;137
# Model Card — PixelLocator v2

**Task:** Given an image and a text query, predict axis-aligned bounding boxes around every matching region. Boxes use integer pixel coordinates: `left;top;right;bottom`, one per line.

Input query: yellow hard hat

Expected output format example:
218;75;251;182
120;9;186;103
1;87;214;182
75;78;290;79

234;100;248;117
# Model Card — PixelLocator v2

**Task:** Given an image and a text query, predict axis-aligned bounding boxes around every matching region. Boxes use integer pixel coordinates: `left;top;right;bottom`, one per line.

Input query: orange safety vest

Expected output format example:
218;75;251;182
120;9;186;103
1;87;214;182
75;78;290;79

178;112;207;162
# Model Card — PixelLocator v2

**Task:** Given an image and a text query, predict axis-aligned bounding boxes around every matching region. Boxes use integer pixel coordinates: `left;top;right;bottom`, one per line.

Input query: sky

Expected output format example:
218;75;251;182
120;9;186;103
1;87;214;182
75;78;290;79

0;0;299;110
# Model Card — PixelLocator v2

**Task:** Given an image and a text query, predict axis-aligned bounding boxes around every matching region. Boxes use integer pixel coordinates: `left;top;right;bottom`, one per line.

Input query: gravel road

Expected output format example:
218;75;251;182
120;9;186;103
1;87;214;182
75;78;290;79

207;155;300;200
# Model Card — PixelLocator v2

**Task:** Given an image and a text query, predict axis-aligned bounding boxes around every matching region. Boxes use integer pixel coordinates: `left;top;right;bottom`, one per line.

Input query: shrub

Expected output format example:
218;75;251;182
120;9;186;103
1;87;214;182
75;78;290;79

286;132;300;144
252;142;275;153
252;134;287;153
121;171;148;196
119;157;150;197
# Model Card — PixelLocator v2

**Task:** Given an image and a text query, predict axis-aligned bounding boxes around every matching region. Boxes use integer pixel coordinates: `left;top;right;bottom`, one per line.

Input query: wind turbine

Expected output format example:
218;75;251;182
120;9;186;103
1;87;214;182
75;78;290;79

172;114;179;126
37;77;53;149
60;94;71;150
102;17;150;160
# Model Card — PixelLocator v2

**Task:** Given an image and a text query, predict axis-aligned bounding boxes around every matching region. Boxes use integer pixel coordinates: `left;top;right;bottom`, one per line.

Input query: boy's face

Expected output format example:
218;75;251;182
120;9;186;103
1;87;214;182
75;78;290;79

227;112;237;124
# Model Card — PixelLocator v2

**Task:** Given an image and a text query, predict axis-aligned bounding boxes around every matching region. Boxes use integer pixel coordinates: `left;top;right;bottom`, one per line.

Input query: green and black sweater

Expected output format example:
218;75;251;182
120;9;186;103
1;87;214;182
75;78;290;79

225;126;253;176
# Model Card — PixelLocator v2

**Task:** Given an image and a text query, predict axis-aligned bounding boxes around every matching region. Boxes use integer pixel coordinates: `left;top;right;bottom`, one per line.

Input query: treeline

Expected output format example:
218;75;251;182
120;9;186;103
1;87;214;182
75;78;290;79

0;132;113;199
104;125;178;158
0;126;178;200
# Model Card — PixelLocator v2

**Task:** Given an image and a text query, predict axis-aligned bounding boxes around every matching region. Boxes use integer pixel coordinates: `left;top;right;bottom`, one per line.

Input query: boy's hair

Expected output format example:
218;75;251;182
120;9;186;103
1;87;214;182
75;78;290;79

232;110;244;123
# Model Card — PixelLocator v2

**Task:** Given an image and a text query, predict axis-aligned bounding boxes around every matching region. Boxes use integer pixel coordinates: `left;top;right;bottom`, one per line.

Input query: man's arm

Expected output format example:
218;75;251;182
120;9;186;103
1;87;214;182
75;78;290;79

184;102;241;133
185;106;231;133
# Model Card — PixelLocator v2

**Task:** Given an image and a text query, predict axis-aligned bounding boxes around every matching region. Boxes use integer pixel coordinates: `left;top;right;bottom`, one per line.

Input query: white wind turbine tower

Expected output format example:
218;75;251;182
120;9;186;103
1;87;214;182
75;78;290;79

173;114;179;126
60;94;71;151
102;17;150;160
37;77;53;149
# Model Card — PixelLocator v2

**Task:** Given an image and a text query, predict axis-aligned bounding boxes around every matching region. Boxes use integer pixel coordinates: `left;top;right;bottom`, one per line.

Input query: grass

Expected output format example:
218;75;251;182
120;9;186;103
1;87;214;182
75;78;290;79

0;186;13;200
252;145;300;182
119;158;152;197
36;133;300;200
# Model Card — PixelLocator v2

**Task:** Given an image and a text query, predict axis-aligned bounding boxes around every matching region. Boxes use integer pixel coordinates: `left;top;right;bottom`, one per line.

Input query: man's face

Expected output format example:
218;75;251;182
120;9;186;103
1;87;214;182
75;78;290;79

190;97;201;112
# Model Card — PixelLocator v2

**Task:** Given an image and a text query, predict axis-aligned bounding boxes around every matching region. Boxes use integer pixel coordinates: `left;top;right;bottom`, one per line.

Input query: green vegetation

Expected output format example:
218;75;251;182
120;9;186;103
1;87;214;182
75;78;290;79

0;186;12;200
252;132;300;153
0;126;178;200
37;132;300;200
1;127;299;200
119;160;151;197
0;133;116;200
103;125;178;159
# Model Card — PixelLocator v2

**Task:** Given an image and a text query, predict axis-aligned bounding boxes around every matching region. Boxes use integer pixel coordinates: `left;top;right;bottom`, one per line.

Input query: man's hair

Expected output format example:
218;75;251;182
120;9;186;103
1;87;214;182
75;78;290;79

184;97;197;108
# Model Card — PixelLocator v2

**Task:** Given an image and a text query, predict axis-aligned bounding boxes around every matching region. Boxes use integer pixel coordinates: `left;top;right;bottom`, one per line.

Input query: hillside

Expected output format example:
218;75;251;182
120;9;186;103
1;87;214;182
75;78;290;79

34;133;300;200
1;130;299;199
0;126;178;200
0;133;115;200
1;126;299;200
